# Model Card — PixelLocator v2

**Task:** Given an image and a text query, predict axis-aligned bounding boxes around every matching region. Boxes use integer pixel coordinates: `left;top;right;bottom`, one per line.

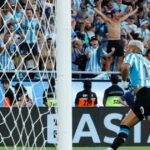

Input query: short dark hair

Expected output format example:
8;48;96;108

7;22;14;28
47;37;52;41
26;8;34;14
1;79;9;84
110;74;119;84
83;80;91;89
13;83;27;92
90;36;98;42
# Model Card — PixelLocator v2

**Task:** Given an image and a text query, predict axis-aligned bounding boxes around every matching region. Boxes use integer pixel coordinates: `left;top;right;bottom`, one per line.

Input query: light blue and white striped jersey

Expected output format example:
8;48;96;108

21;18;39;44
85;46;102;72
123;53;150;88
143;57;150;86
73;0;82;11
8;33;21;54
137;28;150;41
14;11;23;31
0;41;14;70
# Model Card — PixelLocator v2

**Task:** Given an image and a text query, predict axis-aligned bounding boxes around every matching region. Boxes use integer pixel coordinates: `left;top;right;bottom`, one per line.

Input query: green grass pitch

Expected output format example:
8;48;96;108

0;147;150;150
74;147;150;150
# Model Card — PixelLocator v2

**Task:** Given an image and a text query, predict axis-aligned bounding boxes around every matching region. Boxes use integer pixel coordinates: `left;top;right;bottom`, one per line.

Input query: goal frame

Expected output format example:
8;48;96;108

56;0;72;150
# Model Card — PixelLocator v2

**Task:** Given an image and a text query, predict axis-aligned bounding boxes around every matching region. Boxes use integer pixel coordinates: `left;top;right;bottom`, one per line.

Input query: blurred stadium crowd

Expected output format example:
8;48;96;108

0;0;56;79
71;0;150;74
0;0;150;107
0;0;150;80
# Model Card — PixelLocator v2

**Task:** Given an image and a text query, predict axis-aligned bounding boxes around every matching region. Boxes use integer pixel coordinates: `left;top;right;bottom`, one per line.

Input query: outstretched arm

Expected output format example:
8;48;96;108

104;47;115;57
120;7;138;22
124;28;133;40
95;8;111;23
118;98;129;107
121;63;130;89
121;64;130;81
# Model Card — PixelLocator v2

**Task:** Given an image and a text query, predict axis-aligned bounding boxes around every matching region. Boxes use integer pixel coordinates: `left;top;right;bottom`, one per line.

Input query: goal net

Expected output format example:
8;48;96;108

0;0;66;149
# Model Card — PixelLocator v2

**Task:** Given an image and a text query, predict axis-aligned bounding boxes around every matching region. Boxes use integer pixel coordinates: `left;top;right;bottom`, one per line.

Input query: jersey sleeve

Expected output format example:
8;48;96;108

143;57;150;79
123;53;134;67
0;40;4;48
99;47;106;57
85;47;90;54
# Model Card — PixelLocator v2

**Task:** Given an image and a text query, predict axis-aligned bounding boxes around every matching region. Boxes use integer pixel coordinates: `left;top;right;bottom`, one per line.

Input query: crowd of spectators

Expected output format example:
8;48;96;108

1;0;150;80
1;78;33;107
71;0;150;76
0;0;56;79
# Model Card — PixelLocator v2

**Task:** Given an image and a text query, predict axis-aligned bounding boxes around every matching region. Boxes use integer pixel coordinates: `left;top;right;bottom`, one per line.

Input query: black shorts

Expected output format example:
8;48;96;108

107;40;124;57
19;43;39;56
132;87;150;120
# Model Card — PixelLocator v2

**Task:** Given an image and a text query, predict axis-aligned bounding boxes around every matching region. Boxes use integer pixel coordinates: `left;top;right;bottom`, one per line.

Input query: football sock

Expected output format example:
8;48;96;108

110;125;130;150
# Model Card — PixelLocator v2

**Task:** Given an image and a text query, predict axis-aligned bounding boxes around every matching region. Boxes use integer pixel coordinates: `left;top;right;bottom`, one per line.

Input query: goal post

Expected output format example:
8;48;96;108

56;0;72;150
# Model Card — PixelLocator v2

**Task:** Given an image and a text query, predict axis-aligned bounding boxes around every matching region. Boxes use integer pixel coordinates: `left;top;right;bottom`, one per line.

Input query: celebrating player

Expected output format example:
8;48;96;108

107;40;150;150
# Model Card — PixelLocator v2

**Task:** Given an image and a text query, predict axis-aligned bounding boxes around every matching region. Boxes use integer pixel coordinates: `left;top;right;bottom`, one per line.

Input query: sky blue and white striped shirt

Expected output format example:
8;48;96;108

21;18;39;44
123;53;150;88
85;46;102;72
14;11;23;31
0;41;14;70
143;57;150;86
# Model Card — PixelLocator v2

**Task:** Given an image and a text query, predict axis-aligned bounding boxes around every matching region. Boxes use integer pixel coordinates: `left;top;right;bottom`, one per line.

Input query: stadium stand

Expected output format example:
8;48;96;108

0;0;150;105
71;0;150;76
0;0;150;79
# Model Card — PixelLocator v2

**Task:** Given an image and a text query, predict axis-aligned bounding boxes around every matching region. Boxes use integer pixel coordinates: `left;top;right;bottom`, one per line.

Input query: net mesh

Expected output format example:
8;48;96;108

0;0;57;149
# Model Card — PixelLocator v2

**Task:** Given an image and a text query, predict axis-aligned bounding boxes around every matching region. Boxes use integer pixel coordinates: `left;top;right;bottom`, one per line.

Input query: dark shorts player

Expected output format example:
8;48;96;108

107;40;150;150
132;87;150;120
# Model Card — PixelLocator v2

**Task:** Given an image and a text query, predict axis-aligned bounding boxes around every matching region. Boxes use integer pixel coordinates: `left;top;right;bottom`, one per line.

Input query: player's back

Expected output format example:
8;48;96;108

143;57;150;86
123;53;150;88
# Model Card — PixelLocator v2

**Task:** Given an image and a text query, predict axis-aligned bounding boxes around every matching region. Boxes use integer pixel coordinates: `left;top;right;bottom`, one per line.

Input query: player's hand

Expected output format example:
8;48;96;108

135;6;139;12
104;6;109;12
122;81;129;90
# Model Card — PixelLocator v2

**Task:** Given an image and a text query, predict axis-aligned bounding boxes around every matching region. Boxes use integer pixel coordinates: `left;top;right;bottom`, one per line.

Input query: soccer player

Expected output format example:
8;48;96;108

107;40;150;150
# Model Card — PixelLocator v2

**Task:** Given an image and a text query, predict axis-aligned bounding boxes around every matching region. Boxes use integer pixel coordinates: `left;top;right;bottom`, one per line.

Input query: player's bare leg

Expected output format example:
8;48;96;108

106;56;114;71
107;109;140;150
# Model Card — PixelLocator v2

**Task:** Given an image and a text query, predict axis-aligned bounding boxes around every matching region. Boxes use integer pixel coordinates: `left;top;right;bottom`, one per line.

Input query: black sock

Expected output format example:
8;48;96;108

111;125;130;150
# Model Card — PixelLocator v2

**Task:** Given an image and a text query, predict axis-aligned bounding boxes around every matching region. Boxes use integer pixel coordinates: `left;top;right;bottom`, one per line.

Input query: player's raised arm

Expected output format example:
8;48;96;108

120;7;138;22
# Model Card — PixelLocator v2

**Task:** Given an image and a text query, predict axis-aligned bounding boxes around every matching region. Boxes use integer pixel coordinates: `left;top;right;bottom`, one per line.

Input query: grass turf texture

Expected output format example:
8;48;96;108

0;147;150;150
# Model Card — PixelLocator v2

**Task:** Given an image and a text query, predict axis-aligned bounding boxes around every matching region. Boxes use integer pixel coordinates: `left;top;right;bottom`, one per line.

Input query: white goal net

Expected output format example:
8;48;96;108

0;0;60;149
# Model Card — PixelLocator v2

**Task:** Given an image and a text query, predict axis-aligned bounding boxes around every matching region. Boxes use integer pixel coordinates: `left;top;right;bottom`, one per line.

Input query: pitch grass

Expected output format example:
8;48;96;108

74;147;150;150
0;147;150;150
